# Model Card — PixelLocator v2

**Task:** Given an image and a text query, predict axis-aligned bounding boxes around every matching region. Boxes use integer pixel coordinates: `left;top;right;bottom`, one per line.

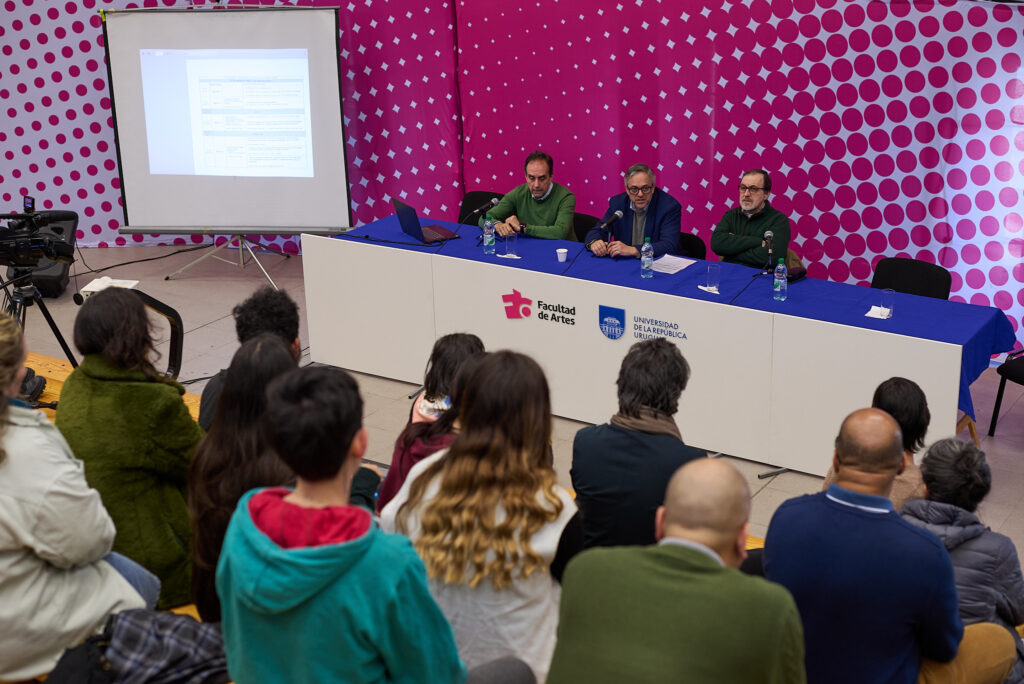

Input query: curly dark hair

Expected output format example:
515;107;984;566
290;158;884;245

233;287;299;346
73;287;160;379
921;438;991;513
616;338;690;417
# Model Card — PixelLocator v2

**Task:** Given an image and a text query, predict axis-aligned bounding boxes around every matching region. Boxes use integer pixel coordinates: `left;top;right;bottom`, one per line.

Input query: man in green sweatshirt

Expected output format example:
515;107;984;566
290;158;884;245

481;150;576;240
710;169;791;269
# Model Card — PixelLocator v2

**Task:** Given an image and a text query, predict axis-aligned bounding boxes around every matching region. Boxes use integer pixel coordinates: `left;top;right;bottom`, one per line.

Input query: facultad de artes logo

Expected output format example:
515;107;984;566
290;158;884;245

502;289;532;319
501;290;576;325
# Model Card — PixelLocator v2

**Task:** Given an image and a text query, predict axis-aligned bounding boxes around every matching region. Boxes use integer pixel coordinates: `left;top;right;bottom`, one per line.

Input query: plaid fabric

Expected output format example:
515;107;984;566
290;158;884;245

105;609;230;684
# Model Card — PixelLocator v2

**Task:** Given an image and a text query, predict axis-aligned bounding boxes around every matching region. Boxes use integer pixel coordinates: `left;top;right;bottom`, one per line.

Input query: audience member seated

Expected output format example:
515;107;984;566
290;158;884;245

571;338;705;548
187;333;297;623
902;438;1024;683
822;376;929;510
377;333;485;511
216;366;465;684
547;459;805;683
381;351;582;682
764;408;963;684
0;313;153;681
198;286;301;431
481;150;576;239
56;287;204;609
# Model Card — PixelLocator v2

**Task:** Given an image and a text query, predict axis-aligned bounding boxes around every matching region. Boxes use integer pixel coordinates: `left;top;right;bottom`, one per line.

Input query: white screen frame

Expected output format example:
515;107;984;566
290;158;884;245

104;8;352;231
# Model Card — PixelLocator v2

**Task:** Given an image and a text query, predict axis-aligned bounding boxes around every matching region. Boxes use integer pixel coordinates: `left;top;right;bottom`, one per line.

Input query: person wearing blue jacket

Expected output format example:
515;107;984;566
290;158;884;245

216;366;465;684
585;163;681;259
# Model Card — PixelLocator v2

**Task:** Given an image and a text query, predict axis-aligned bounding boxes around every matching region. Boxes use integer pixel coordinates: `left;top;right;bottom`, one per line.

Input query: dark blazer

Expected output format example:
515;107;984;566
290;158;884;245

586;188;682;258
571;423;705;548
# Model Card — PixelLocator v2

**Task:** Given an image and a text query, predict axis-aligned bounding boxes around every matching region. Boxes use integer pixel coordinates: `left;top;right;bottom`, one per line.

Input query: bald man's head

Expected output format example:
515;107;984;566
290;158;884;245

661;459;751;548
835;408;903;474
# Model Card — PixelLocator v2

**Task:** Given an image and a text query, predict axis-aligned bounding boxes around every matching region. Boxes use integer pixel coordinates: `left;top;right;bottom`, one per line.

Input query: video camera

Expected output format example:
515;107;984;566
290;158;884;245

0;210;77;269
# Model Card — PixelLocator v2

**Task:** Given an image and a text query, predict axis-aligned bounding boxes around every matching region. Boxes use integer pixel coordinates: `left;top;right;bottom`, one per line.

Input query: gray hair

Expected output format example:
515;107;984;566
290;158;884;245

624;163;655;187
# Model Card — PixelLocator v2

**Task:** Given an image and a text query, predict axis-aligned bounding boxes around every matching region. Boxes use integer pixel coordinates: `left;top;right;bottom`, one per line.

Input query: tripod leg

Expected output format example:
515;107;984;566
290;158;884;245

31;291;78;368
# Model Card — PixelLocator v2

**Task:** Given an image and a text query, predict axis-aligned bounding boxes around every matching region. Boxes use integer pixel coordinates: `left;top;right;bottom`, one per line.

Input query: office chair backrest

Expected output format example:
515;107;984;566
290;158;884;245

870;257;952;300
573;212;600;243
677;233;707;260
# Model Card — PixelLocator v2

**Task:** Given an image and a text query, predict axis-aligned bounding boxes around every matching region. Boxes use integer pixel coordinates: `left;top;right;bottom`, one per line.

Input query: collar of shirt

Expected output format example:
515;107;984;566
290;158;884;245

532;183;554;202
825;483;893;514
658;537;725;566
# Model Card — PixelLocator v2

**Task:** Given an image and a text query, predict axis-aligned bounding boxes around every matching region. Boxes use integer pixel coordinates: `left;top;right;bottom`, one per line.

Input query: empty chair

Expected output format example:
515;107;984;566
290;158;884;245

987;350;1024;436
458;190;505;225
676;233;706;260
573;212;600;243
870;257;952;300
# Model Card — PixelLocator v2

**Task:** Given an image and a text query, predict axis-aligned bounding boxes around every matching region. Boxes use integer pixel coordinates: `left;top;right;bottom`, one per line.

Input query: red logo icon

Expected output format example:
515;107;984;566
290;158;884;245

502;289;532;319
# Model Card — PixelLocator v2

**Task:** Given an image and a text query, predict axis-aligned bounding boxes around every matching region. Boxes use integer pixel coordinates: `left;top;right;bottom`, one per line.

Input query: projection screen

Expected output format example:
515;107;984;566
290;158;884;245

104;8;352;232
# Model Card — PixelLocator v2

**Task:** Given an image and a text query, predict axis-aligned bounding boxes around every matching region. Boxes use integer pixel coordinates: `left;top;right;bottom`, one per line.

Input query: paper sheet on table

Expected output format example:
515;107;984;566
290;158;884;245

652;254;696;274
865;306;892;319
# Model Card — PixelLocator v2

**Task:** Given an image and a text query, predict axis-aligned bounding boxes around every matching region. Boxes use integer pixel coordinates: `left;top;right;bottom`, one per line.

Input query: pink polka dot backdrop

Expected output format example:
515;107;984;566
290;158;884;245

457;0;1024;346
2;0;1023;346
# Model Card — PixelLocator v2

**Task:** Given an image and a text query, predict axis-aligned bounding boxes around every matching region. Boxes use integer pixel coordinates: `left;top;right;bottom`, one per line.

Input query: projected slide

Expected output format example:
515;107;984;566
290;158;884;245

140;49;314;178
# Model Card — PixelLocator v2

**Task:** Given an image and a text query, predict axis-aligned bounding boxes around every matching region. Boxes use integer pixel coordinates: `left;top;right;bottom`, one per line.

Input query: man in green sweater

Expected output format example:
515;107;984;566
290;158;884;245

547;458;806;684
710;169;791;269
481;150;576;240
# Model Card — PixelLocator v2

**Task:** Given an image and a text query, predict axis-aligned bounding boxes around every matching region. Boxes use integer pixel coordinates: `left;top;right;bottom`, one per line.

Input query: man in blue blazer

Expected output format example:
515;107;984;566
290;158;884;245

585;163;681;259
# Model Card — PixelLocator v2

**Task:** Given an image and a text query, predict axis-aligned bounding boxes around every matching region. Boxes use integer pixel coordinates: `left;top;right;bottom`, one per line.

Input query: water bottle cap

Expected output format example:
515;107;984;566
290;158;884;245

778;258;784;263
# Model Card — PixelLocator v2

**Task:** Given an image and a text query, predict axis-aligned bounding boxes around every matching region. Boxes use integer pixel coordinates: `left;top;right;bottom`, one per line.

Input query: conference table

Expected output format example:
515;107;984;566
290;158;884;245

301;215;1015;476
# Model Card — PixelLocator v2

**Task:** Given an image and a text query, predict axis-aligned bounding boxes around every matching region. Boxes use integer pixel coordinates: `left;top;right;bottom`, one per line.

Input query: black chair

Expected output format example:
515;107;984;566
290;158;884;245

457;190;504;225
870;257;952;300
988;350;1024;436
573;212;600;243
676;233;706;260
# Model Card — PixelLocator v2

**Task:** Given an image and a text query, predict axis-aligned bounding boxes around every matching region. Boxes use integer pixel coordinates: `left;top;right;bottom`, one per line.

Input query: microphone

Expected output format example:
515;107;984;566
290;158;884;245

467;197;499;220
598;210;624;238
764;230;774;272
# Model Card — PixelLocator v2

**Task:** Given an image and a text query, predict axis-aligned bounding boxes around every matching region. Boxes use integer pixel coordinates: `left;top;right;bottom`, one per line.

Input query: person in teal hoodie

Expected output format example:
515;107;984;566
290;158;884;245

216;366;465;684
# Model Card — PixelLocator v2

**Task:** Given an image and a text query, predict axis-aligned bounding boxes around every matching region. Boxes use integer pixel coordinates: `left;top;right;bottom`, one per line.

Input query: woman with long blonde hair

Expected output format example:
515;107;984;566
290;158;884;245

381;351;581;682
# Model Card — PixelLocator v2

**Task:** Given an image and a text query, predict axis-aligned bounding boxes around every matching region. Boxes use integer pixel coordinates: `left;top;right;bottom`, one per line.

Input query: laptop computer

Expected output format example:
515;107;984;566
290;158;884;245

392;198;459;243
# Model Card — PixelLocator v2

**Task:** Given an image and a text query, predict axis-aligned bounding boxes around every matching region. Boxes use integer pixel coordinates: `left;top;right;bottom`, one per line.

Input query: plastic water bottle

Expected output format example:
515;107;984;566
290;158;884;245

640;238;654;279
482;219;496;254
773;257;788;301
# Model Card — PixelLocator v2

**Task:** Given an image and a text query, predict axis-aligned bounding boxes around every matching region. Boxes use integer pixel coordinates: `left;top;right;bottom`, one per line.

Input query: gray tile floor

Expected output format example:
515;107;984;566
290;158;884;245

17;244;1024;557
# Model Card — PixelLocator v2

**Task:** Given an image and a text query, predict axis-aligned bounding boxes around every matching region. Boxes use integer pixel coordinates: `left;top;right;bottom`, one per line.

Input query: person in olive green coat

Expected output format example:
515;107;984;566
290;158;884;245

56;287;203;609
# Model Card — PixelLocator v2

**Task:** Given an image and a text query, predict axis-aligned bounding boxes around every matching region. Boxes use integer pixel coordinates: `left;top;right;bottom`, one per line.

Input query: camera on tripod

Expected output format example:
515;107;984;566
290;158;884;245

0;195;77;298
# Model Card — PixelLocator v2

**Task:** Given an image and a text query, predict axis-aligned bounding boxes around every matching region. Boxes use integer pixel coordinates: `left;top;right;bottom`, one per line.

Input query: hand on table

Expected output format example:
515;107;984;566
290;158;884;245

608;242;639;258
589;240;609;256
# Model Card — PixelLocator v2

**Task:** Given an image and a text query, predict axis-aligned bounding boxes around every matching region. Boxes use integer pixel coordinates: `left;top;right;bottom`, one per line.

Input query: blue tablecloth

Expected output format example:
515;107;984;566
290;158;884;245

341;216;1016;417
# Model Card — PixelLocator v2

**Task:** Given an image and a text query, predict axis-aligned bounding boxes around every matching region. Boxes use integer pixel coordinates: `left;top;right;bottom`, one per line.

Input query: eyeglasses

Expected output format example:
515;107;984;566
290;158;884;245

738;185;765;194
626;185;654;196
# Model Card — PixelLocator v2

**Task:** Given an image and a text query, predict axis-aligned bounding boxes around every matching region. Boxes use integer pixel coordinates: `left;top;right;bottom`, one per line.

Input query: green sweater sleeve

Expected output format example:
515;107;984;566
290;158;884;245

733;212;791;269
710;206;791;268
480;191;517;228
523;186;576;240
481;184;576;240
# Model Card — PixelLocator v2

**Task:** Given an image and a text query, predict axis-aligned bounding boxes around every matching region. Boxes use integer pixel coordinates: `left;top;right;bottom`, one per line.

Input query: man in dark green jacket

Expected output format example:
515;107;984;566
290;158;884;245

548;459;805;684
710;169;791;269
481;150;576;240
